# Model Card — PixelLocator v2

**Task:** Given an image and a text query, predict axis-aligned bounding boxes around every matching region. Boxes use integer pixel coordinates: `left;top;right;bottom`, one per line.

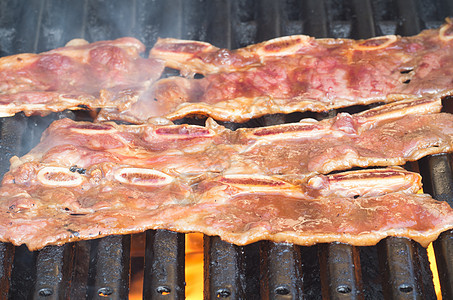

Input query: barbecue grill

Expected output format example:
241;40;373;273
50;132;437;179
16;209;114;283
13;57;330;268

0;0;452;299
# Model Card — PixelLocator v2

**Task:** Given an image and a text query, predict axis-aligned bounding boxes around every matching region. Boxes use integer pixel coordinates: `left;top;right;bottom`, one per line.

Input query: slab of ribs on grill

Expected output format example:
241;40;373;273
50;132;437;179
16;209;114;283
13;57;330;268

0;19;453;250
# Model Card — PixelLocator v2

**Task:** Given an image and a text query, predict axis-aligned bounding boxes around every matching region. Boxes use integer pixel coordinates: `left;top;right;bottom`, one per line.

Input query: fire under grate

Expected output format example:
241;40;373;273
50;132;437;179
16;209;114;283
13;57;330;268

0;0;452;299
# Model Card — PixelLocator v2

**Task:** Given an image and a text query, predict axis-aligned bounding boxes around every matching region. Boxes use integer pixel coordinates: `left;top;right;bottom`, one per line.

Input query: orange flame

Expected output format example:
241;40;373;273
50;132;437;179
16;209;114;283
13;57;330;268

128;233;204;299
185;233;204;299
427;243;442;299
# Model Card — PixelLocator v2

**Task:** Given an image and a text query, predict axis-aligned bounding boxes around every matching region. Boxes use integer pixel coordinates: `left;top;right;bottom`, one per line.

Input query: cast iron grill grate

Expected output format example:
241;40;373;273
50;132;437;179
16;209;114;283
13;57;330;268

0;0;452;299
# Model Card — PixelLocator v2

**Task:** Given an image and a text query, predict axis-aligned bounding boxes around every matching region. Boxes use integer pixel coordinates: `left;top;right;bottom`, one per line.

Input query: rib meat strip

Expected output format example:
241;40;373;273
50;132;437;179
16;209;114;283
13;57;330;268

187;170;453;248
98;20;453;123
0;38;164;117
1;99;453;249
8;96;453;183
2;162;452;250
229;97;453;181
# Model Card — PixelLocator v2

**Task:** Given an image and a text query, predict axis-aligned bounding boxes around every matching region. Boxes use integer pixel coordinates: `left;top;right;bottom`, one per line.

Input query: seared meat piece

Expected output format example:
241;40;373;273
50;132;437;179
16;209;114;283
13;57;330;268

0;38;164;117
100;20;453;123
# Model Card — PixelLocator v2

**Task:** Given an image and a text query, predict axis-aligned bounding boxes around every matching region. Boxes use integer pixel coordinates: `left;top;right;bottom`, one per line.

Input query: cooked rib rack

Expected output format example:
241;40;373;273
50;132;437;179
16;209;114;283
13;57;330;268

0;0;452;299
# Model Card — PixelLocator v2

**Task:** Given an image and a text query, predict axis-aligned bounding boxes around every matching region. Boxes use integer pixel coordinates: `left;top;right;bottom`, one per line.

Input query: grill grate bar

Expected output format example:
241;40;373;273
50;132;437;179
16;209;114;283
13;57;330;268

0;116;28;176
419;154;453;300
153;0;183;41
84;0;135;43
143;229;185;300
351;0;377;38
256;0;281;42
378;238;423;299
311;2;364;297
33;244;74;299
69;241;92;299
396;0;423;36
302;0;328;38
36;0;86;52
319;243;363;299
9;246;37;299
375;6;436;299
0;243;14;299
260;242;304;299
13;0;44;54
433;231;453;300
203;236;249;299
89;235;131;300
205;0;232;49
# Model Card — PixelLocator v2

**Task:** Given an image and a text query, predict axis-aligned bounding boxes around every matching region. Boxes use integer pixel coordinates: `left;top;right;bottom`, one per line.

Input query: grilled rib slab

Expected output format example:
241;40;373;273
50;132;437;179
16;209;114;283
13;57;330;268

0;38;164;117
1;99;453;249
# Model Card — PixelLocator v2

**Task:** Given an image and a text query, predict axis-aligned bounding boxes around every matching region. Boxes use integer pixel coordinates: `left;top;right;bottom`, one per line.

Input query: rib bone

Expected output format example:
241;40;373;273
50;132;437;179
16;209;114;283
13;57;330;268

37;167;83;187
114;168;173;186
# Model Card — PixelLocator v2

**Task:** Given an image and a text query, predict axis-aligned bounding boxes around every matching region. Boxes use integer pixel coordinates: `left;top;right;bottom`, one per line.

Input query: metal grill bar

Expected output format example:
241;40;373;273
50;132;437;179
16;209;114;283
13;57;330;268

69;241;92;299
256;0;281;42
313;2;365;297
378;238;423;299
206;0;232;49
302;0;328;38
89;235;131;300
203;236;245;299
396;0;423;35
260;242;304;299
143;229;185;300
0;116;28;175
375;8;436;300
12;0;44;54
85;0;134;42
0;243;13;299
0;1;24;56
9;246;37;299
33;244;74;299
37;0;85;52
319;243;363;299
433;231;453;300
319;241;362;299
152;0;183;40
351;0;376;38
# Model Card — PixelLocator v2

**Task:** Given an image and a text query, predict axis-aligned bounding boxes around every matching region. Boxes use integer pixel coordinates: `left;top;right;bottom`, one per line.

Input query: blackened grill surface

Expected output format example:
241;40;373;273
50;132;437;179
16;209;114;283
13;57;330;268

143;230;185;299
0;0;452;299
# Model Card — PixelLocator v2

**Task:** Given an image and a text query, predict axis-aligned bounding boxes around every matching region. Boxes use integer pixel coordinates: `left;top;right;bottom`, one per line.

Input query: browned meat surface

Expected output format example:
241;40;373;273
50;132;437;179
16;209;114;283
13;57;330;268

99;20;453;123
230;97;453;180
0;38;164;117
16;118;237;177
11;97;453;181
1;97;453;249
2;162;452;250
189;187;453;248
